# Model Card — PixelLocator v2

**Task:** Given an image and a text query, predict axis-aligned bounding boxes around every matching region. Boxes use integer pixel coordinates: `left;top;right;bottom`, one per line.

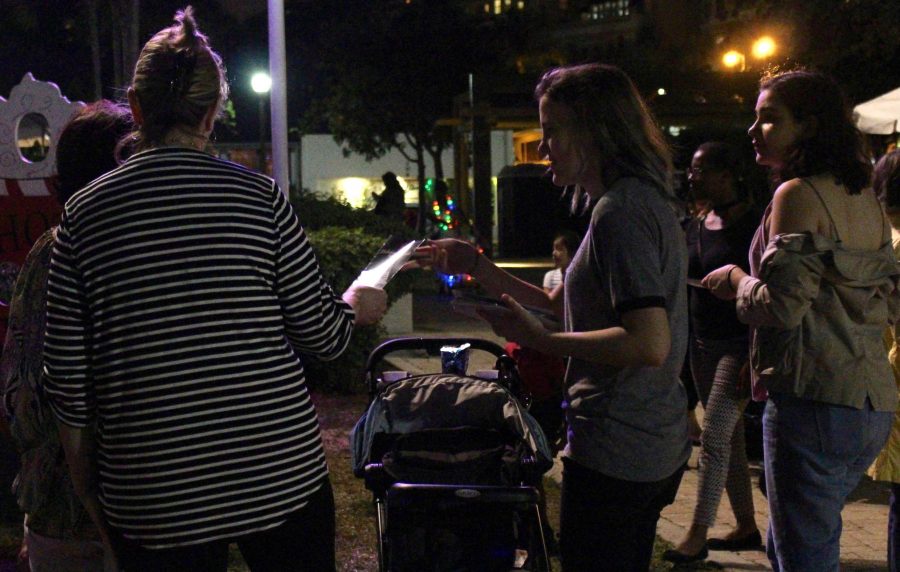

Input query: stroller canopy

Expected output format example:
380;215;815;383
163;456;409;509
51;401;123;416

351;373;555;477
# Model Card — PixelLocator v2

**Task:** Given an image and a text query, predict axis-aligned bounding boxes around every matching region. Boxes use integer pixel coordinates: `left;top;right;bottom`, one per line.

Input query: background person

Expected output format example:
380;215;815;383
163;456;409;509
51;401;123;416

542;230;579;293
1;100;132;572
41;8;386;571
867;148;900;572
664;141;761;564
372;170;406;222
703;69;897;571
418;62;690;571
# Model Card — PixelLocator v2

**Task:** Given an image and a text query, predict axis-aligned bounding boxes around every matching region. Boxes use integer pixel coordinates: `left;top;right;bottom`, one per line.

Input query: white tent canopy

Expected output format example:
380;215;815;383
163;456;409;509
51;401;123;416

854;87;900;135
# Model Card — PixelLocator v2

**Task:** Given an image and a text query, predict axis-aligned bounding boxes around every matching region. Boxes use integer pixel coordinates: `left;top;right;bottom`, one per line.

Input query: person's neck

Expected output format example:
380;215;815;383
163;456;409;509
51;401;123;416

160;126;209;151
582;165;619;200
711;194;747;222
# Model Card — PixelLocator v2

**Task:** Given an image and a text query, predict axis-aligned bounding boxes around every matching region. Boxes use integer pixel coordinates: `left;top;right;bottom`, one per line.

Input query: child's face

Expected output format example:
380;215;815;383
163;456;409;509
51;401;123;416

552;238;571;270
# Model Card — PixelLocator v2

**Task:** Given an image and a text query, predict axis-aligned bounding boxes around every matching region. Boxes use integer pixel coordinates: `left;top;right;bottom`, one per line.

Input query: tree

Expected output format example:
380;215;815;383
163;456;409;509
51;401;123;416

301;0;511;231
108;0;141;90
758;0;900;102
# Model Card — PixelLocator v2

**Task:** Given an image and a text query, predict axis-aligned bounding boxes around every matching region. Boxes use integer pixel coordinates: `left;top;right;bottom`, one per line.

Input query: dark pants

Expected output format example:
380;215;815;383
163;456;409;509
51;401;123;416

113;478;336;572
891;483;900;572
559;458;684;572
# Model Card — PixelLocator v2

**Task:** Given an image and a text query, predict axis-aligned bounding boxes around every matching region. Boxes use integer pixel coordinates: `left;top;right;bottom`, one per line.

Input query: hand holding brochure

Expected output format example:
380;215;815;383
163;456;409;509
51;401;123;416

450;291;561;331
355;236;426;289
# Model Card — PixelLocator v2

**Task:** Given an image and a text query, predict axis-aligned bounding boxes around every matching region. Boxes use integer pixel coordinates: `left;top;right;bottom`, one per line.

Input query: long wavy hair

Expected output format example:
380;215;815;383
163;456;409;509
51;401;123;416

759;70;871;194
128;6;229;151
534;63;674;212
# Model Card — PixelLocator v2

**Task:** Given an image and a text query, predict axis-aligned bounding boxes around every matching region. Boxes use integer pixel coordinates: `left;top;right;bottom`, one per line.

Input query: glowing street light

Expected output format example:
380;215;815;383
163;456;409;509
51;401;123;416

251;72;272;172
722;50;746;72
752;36;777;60
251;72;272;94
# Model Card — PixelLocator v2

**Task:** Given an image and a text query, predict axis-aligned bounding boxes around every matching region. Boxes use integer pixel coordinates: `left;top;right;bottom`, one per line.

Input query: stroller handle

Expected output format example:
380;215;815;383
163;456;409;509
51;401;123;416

363;336;518;398
364;336;507;371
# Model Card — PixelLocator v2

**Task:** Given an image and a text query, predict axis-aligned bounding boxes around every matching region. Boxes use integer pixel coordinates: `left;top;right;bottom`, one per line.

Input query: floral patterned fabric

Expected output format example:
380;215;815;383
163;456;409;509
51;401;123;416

0;228;97;540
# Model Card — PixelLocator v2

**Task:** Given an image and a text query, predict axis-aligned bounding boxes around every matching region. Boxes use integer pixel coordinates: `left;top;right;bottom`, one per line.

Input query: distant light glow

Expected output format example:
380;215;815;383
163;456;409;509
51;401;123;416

752;36;776;59
251;72;272;94
657;88;666;96
722;50;745;70
333;177;370;208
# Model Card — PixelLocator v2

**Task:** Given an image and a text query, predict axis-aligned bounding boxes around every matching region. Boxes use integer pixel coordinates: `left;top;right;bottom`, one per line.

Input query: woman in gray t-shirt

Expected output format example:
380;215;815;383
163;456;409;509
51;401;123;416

419;63;690;572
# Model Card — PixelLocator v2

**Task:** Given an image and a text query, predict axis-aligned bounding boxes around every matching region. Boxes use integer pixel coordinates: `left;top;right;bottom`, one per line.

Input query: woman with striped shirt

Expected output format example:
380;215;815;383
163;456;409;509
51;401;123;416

42;8;386;571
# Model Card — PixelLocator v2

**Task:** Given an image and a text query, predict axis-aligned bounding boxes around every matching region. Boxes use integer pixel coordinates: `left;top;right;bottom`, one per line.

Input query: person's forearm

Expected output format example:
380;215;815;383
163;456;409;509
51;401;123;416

537;328;667;368
470;253;552;310
57;423;115;547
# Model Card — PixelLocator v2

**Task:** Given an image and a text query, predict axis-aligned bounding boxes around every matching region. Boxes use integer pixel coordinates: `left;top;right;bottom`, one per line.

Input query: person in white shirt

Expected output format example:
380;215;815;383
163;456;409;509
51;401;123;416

542;231;580;293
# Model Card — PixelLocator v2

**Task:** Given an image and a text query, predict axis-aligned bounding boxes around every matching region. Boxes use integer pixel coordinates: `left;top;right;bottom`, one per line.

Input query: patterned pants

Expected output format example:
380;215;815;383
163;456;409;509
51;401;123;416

690;336;756;528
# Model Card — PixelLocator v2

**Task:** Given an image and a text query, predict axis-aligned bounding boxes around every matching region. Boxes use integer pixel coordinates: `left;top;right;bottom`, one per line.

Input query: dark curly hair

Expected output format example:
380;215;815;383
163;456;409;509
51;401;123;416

759;70;871;194
695;141;749;199
56;100;132;206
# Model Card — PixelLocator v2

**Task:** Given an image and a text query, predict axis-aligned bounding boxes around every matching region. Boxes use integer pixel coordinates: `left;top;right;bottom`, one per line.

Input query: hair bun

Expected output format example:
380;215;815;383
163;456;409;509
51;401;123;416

175;6;198;38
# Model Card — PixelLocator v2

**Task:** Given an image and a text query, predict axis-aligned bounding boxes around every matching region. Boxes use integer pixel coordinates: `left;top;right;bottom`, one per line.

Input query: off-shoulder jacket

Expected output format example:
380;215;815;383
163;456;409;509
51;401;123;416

737;217;900;411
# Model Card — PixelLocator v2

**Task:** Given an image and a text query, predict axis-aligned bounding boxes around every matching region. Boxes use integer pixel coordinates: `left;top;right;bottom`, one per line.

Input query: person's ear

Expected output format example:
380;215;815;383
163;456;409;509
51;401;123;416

127;88;144;126
201;103;217;134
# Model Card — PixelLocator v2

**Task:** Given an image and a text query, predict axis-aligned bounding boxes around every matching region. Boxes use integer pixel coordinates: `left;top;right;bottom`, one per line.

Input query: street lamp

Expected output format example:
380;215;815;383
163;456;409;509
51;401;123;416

752;36;776;60
251;71;272;173
722;50;746;72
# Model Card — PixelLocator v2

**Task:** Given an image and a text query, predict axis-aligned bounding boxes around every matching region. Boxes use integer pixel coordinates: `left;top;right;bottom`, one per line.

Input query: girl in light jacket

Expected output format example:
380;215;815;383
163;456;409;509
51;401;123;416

704;70;899;572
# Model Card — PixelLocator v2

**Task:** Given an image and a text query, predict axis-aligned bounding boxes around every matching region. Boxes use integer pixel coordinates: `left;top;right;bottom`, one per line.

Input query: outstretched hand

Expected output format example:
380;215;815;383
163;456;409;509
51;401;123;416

701;264;745;300
404;239;480;275
478;294;548;348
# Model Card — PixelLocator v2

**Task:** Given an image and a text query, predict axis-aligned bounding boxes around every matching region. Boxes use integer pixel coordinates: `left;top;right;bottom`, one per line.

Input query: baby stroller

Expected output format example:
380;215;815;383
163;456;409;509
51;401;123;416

351;337;555;572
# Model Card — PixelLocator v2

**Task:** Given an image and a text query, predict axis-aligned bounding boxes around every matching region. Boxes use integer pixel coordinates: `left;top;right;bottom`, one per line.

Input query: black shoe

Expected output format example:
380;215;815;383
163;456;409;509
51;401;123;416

662;545;709;564
707;530;763;551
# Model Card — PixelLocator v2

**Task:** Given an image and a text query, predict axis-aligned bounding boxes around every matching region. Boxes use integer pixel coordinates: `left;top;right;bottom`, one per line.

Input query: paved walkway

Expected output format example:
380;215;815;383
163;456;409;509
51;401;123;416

658;444;890;571
384;293;893;571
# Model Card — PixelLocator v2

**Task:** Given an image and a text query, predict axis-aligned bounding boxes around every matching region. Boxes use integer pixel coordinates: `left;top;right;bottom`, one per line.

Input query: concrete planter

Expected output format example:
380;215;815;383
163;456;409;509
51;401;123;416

382;293;413;335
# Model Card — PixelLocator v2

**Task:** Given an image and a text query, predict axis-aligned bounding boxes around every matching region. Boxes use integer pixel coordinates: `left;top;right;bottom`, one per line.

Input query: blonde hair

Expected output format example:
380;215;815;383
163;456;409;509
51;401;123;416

534;63;674;211
129;6;228;150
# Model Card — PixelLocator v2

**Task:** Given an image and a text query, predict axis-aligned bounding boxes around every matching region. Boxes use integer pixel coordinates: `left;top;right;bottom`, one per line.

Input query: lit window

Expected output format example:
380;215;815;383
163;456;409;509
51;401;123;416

485;3;490;12
495;0;502;13
517;0;524;8
589;1;630;20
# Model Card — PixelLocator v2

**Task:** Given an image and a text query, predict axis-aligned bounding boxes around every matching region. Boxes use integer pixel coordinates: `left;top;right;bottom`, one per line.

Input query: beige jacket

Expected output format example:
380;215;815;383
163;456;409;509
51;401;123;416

737;231;900;411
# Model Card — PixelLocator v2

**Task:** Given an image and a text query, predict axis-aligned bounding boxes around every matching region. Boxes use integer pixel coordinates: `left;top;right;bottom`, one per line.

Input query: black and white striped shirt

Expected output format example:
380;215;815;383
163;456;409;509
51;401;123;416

43;147;354;548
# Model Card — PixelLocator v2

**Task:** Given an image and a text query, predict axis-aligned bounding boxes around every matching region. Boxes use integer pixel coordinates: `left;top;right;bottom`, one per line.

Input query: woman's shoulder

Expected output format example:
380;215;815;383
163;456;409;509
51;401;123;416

772;177;812;203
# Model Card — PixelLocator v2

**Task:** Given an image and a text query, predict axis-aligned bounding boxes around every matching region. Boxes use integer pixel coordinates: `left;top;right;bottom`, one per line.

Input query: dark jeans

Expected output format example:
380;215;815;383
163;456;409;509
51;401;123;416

559;458;684;572
113;478;336;572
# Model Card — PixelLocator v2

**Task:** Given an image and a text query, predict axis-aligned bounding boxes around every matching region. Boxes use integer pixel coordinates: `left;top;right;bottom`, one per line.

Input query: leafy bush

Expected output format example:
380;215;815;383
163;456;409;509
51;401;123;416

292;191;414;237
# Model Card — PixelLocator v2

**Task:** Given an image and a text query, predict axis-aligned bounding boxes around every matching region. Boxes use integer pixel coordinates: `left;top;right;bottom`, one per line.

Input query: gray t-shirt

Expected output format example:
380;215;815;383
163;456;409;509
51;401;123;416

563;177;691;482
